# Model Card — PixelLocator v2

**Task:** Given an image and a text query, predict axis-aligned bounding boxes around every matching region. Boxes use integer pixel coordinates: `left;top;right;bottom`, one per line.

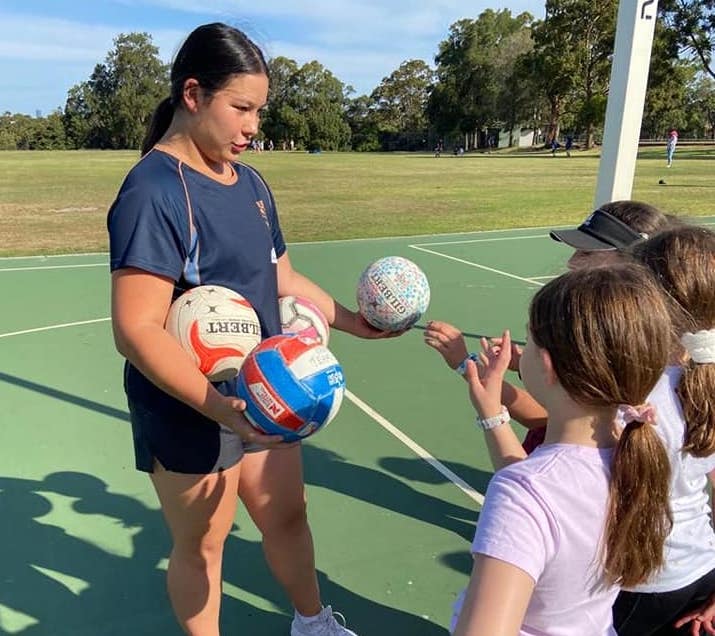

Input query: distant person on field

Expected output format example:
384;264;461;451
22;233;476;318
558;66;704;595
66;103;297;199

107;21;396;636
565;135;573;157
667;129;678;167
427;265;672;635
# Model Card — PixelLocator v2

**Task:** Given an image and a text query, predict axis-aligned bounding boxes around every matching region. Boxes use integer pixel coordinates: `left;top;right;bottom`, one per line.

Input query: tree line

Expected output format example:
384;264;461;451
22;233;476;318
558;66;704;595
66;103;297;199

2;1;715;152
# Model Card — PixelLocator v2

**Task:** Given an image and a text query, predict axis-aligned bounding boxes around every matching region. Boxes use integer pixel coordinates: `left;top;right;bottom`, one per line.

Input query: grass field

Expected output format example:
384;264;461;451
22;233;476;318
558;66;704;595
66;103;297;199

1;146;713;256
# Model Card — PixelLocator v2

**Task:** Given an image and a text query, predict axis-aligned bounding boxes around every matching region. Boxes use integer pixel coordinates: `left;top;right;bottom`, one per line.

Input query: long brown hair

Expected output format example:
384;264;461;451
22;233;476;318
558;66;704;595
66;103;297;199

599;200;671;237
529;264;672;587
632;225;715;457
141;23;269;156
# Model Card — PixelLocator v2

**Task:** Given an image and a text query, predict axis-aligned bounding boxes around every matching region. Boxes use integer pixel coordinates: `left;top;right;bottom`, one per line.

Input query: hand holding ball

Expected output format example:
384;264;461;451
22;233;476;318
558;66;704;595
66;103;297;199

356;256;430;331
236;334;345;442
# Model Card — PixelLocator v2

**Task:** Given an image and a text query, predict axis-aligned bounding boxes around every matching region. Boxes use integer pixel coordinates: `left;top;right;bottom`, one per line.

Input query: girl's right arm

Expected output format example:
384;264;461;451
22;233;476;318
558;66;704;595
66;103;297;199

462;332;528;469
111;268;284;447
453;555;535;636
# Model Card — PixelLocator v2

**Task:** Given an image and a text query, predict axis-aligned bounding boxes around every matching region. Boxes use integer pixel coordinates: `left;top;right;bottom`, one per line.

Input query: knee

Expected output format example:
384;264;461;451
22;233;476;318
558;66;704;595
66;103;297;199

172;526;229;567
259;498;309;538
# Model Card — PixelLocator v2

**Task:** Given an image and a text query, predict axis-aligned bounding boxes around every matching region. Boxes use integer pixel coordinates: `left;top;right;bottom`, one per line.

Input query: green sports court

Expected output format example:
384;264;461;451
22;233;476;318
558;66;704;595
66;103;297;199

1;219;710;635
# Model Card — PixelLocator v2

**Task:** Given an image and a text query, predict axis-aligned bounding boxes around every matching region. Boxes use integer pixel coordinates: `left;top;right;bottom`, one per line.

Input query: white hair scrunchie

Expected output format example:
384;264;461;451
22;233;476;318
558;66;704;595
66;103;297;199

681;330;715;364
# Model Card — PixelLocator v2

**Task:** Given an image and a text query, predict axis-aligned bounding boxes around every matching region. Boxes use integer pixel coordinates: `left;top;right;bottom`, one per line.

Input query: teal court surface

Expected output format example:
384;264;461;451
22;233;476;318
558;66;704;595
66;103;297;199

1;220;712;635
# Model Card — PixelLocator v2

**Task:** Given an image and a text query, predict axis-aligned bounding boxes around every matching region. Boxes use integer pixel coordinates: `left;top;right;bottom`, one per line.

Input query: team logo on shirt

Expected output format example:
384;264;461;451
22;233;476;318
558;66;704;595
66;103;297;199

256;200;269;228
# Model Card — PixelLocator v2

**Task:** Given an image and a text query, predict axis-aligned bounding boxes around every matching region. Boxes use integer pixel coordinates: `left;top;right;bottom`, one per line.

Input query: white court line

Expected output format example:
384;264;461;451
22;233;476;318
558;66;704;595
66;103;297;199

0;223;586;261
409;245;545;287
0;251;108;261
2;218;714;261
530;275;559;280
0;315;484;505
0;263;106;273
0;317;111;339
412;233;548;247
346;390;484;505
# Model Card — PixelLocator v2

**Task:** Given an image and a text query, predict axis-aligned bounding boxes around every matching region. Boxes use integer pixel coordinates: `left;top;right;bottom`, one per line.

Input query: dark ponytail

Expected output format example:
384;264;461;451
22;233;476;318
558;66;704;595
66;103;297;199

141;23;269;155
141;97;174;156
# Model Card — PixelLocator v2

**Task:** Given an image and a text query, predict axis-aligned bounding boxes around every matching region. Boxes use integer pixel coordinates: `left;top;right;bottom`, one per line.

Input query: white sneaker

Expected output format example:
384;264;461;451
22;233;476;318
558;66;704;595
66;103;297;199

290;606;359;636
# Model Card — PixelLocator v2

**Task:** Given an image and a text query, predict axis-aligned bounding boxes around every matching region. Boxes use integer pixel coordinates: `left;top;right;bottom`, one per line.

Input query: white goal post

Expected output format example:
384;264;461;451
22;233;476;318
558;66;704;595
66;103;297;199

594;0;659;207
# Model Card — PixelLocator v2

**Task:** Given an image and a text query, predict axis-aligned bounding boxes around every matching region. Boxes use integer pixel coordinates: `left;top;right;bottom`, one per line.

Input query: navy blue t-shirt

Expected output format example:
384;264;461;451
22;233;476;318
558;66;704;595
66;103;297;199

108;149;286;414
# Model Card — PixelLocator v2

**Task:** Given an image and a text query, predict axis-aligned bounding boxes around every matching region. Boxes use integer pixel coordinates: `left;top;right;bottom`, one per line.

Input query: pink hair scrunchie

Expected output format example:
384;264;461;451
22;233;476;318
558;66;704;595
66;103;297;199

621;404;657;426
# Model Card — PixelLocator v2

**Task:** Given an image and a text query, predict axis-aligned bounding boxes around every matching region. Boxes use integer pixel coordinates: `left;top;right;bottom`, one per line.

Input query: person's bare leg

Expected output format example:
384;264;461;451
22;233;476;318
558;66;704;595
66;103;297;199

151;462;241;635
238;446;321;616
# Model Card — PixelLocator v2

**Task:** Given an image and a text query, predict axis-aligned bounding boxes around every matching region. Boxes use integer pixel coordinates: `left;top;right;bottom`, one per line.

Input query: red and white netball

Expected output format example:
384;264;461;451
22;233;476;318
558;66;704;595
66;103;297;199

278;295;330;345
166;285;262;382
356;256;430;331
236;334;345;442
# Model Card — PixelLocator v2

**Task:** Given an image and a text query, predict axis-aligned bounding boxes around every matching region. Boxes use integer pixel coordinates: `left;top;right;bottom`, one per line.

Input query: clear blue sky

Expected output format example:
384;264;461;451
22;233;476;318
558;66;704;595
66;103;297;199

1;0;544;116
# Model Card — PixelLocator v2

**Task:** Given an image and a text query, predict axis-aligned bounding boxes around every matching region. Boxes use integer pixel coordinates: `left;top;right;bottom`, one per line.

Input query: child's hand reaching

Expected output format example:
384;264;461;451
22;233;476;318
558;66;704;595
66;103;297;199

674;591;715;635
465;330;512;419
487;336;523;373
424;320;469;370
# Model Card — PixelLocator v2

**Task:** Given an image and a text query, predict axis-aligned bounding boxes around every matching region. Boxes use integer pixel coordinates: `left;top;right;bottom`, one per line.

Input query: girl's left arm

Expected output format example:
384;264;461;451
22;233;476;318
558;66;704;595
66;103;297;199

453;554;535;636
276;252;394;339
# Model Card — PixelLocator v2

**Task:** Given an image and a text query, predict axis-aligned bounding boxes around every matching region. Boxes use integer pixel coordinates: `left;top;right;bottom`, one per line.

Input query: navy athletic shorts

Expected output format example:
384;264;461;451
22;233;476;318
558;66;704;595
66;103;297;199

125;363;245;474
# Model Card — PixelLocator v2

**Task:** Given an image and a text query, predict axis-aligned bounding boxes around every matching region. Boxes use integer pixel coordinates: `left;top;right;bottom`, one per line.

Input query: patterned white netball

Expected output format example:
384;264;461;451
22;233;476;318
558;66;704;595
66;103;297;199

356;256;430;331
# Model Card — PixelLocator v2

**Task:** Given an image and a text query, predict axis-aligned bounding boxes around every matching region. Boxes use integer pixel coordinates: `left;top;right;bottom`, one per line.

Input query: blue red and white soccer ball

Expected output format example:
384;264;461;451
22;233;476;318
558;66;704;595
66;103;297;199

236;334;346;442
356;256;430;331
278;295;330;345
166;285;262;382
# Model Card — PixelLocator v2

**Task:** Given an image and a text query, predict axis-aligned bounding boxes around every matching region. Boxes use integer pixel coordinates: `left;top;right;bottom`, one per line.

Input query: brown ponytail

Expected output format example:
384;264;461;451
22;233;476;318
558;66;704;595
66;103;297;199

603;421;672;586
141;97;174;156
679;361;715;456
631;226;715;457
529;264;672;587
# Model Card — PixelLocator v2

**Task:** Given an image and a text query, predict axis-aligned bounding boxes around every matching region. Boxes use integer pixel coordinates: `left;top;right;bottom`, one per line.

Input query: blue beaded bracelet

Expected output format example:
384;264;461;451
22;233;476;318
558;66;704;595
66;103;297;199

456;353;479;376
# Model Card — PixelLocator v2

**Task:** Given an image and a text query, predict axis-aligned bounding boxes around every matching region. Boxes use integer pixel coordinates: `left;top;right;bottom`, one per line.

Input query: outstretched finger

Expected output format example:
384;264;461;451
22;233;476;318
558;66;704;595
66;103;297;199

463;358;486;392
674;616;692;629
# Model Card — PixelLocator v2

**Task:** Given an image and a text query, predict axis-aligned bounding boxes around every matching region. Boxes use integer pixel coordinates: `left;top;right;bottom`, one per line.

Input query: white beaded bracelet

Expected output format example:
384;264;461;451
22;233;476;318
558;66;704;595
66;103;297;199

476;405;511;431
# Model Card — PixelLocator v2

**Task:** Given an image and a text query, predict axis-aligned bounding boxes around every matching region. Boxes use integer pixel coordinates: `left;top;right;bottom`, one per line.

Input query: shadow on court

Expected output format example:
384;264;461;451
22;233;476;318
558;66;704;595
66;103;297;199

375;458;493;580
0;371;128;422
0;470;449;635
0;367;454;635
378;456;492;507
304;446;479;541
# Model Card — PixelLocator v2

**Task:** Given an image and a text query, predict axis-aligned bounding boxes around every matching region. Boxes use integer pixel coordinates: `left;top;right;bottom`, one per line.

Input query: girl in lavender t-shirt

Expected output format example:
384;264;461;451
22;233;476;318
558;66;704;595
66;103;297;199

426;265;672;636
